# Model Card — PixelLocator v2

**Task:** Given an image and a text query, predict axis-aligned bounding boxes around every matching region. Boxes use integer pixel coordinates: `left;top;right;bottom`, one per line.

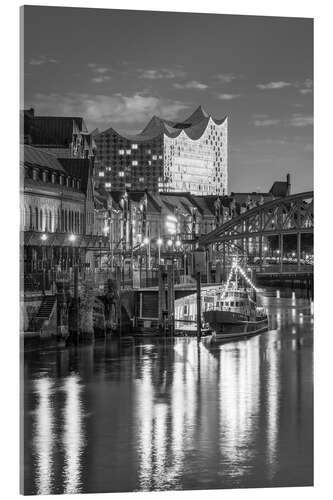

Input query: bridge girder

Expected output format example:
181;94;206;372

199;191;313;247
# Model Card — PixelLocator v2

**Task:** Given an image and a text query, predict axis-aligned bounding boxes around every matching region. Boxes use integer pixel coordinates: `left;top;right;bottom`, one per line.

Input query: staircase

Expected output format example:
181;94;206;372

29;295;56;332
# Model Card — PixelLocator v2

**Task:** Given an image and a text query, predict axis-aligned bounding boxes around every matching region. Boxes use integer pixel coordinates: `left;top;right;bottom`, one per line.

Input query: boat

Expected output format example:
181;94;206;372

203;260;268;342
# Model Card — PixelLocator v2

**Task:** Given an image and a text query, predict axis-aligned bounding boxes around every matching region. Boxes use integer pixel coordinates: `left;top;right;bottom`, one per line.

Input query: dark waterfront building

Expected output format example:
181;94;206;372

22;144;108;275
23;108;97;159
94;106;228;195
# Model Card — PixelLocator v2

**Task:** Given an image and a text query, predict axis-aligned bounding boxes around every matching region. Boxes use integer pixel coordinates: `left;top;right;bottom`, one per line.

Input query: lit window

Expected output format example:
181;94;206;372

119;171;124;177
148;160;152;166
132;144;138;149
139;177;144;182
119;149;124;155
158;155;163;160
126;149;131;155
105;182;111;188
98;171;105;177
152;155;157;160
132;160;138;166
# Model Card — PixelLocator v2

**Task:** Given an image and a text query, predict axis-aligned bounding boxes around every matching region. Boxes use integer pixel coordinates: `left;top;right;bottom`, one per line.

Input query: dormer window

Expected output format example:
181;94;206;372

32;168;38;181
42;170;47;182
51;173;55;184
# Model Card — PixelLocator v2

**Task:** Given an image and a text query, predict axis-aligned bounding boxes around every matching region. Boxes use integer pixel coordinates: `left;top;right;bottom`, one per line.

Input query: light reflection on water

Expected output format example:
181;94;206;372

33;378;54;495
24;291;313;494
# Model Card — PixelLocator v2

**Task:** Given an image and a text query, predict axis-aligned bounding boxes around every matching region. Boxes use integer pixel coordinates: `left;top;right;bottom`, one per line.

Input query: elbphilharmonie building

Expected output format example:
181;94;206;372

95;106;228;195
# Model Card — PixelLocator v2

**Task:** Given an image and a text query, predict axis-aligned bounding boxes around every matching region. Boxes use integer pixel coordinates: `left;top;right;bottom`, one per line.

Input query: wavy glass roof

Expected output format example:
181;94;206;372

99;106;227;142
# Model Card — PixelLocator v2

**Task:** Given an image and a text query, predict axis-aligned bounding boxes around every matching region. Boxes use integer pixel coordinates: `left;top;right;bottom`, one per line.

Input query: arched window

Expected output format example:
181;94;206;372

35;208;39;230
40;210;43;231
49;210;52;232
61;209;65;232
29;206;33;230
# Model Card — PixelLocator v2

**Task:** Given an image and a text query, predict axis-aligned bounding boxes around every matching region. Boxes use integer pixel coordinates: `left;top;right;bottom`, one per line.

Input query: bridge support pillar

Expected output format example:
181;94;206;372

297;232;301;271
258;235;263;272
279;234;284;273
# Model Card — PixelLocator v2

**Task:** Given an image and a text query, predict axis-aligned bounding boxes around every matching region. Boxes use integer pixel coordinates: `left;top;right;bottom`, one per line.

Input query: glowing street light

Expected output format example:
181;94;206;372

157;238;163;246
143;236;149;245
40;234;48;241
69;234;76;242
175;239;181;248
167;239;173;247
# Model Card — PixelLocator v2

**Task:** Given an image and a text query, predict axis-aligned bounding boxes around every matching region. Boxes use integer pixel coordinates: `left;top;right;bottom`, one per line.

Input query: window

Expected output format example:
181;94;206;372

99;172;105;177
119;171;124;177
105;182;111;188
126;149;131;155
139;177;144;182
230;301;234;307
132;144;138;149
119;149;124;155
132;160;138;166
152;155;157;160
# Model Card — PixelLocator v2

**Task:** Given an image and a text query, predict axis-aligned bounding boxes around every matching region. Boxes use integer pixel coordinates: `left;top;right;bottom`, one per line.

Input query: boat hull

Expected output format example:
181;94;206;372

203;310;268;342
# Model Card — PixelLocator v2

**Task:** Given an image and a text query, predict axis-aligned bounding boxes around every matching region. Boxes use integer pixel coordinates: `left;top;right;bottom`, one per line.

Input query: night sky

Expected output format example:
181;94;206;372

23;6;313;194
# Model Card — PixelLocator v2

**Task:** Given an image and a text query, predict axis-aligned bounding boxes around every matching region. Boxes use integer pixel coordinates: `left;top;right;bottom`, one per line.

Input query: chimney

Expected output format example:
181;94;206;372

286;173;291;196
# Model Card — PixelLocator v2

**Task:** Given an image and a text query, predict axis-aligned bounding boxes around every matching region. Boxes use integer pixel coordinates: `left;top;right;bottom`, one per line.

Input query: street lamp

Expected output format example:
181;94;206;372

167;239;173;248
41;233;48;241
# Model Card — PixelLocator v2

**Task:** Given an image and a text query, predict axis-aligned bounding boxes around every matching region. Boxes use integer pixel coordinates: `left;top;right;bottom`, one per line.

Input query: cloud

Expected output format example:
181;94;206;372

304;143;313;152
299;78;313;95
257;81;291;90
88;64;112;83
215;73;237;83
250;112;313;128
173;80;208;90
92;76;111;83
288;114;313;127
252;118;281;126
32;92;189;129
218;93;241;100
29;56;59;65
138;68;186;80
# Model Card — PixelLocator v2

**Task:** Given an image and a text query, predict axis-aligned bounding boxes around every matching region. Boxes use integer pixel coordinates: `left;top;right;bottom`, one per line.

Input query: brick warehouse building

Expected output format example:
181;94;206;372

94;105;228;196
21;145;108;277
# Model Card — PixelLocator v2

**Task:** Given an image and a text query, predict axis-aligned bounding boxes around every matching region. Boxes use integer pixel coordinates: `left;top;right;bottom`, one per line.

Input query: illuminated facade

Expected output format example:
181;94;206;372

95;106;228;195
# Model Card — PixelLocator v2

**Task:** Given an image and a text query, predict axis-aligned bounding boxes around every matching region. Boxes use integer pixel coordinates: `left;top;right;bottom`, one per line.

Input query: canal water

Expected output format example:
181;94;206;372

22;288;313;494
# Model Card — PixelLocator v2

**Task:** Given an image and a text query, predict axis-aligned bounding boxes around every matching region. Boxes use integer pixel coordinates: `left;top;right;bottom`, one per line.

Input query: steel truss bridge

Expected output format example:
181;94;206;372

199;191;313;274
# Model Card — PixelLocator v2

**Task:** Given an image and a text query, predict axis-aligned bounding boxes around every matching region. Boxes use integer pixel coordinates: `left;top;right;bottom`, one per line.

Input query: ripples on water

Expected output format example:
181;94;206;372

23;289;313;494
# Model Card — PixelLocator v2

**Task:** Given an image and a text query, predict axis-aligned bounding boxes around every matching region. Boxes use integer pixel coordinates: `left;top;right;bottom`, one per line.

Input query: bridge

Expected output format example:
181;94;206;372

199;191;313;275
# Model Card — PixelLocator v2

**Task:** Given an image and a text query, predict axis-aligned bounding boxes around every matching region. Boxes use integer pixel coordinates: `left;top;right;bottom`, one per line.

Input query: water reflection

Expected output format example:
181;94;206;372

62;374;84;494
265;337;280;479
218;338;260;480
33;378;54;495
24;291;313;494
